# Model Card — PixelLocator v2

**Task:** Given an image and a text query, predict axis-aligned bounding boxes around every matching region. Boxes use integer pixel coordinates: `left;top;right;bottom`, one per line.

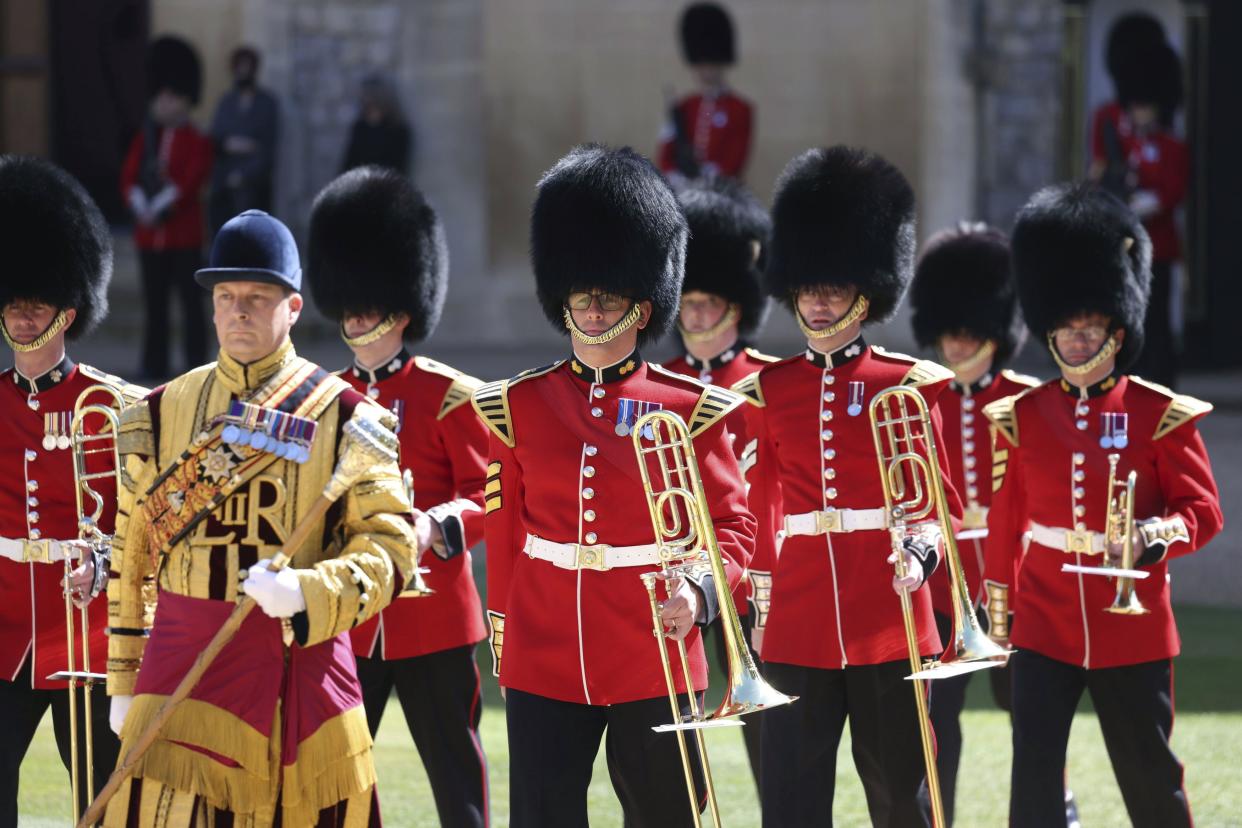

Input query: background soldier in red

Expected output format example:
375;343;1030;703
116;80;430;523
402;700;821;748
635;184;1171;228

659;176;773;790
739;146;959;828
474;145;754;827
306;166;491;828
908;222;1037;825
983;184;1222;828
658;3;754;183
0;156;145;822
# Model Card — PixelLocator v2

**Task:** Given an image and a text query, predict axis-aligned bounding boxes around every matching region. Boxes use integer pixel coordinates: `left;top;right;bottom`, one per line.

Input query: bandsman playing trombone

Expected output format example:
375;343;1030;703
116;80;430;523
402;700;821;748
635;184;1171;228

473;145;756;827
907;222;1038;825
983;184;1222;828
306;166;492;828
0;156;146;825
735;146;961;828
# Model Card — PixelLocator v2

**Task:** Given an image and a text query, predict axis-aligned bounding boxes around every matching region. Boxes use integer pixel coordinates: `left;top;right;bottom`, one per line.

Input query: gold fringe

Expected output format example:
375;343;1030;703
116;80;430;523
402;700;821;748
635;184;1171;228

124;694;273;775
131;739;270;815
281;705;376;821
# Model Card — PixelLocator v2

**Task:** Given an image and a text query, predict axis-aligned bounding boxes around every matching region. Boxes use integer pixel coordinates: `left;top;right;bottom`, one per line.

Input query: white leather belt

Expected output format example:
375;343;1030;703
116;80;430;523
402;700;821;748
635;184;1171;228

783;508;887;536
523;534;664;572
1029;522;1106;555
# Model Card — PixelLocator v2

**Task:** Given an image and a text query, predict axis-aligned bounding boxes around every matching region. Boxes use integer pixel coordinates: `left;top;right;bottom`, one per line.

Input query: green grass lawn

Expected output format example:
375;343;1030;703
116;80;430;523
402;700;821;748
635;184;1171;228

18;606;1242;826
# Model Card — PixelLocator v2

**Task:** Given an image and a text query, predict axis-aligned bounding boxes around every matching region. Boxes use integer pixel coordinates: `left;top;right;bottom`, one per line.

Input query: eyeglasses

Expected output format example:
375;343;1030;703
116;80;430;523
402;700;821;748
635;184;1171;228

566;291;631;312
1053;325;1110;345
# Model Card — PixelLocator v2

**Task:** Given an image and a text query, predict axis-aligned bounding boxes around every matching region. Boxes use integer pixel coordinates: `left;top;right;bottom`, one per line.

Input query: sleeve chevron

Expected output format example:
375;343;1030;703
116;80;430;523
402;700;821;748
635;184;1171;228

982;395;1020;447
470;381;514;448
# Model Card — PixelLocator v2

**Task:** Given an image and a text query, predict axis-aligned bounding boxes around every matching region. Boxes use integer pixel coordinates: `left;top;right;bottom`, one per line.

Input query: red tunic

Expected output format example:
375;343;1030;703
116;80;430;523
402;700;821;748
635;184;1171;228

737;340;962;669
0;360;136;689
475;354;753;705
983;375;1221;668
1090;102;1188;263
658;91;754;180
345;353;489;660
929;369;1039;617
120;121;213;251
662;344;777;617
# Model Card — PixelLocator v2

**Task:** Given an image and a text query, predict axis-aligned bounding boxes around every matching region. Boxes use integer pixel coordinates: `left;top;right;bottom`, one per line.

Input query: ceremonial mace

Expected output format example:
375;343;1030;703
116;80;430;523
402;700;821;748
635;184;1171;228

78;416;399;827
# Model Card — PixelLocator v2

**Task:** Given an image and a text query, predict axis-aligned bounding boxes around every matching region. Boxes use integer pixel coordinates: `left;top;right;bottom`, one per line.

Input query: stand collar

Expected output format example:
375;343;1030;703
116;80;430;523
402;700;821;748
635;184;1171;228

951;371;996;396
683;342;748;374
569;350;643;384
805;335;866;370
12;354;75;394
1060;372;1121;399
215;339;296;397
352;348;410;385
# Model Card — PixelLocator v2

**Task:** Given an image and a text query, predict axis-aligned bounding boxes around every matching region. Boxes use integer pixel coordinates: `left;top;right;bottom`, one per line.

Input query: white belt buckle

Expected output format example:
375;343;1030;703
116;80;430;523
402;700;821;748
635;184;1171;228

575;543;611;571
1064;530;1097;556
816;509;845;534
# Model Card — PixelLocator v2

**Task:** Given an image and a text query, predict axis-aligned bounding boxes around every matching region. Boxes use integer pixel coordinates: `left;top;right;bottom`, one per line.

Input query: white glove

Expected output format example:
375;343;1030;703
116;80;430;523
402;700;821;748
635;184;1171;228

242;560;307;618
1130;189;1161;220
110;694;133;736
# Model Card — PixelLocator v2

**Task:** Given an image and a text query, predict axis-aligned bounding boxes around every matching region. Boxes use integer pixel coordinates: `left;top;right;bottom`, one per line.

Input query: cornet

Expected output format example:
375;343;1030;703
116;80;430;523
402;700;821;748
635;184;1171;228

48;384;127;824
632;409;796;828
869;385;1010;828
1103;454;1148;615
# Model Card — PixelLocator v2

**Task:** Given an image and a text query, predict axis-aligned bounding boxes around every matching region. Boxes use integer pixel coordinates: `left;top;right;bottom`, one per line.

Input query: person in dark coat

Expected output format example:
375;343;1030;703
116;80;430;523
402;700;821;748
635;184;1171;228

341;74;413;176
208;46;280;239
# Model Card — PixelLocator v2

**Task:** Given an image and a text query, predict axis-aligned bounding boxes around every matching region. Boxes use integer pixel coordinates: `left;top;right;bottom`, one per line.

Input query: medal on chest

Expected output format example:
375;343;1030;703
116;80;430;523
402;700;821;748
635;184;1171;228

389;398;405;434
615;398;663;438
1099;411;1129;449
847;381;865;417
42;411;72;451
219;401;318;463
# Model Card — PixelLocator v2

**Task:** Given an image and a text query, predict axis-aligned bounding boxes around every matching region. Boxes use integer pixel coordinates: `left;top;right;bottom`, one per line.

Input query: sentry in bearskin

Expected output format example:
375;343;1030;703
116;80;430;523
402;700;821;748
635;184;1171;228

910;222;1024;371
532;144;686;348
1012;183;1151;373
765;145;916;334
680;2;735;66
0;155;112;345
307;165;448;344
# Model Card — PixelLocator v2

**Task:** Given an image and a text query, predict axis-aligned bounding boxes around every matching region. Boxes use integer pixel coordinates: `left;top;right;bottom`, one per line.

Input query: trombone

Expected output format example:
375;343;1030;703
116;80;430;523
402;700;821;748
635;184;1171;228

49;384;127;824
632;409;796;828
869;386;1010;828
1103;454;1148;615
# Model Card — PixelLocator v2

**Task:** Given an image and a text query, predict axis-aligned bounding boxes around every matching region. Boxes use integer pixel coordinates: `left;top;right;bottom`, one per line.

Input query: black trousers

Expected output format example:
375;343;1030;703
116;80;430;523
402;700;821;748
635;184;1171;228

355;644;488;828
138;248;208;379
505;688;707;828
1010;649;1190;828
760;660;931;828
1132;260;1178;388
703;610;763;791
0;661;120;828
926;610;1012;826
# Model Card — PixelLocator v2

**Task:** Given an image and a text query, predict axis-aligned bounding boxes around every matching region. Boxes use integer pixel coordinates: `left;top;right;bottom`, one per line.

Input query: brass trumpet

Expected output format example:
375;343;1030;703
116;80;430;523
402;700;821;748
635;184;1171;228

1103;454;1148;615
397;469;434;598
632;409;796;828
869;386;1010;828
49;384;127;824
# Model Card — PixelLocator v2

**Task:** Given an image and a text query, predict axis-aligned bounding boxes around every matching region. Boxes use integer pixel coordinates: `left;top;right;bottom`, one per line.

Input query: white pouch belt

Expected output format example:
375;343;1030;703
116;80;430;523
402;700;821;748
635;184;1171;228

523;534;664;572
783;508;888;536
1029;522;1106;555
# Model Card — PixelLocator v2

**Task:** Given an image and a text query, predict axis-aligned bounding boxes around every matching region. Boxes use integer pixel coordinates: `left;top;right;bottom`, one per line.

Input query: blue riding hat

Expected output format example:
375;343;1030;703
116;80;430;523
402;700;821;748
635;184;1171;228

195;210;302;292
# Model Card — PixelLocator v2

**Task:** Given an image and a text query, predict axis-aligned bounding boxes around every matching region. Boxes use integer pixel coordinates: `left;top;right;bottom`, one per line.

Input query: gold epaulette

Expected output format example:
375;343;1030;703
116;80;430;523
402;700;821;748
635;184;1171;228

687;386;744;437
1128;376;1214;439
744;347;780;363
79;364;150;406
1001;368;1041;388
731;373;765;407
900;359;955;388
982;394;1021;447
470;361;563;448
412;356;486;421
116;399;155;457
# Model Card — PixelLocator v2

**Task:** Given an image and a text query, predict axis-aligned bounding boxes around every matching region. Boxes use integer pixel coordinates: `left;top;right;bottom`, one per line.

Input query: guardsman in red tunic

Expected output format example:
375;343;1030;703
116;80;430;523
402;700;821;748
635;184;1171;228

306;166;490;828
0;157;146;821
659;177;773;789
474;146;754;827
738;146;960;828
983;184;1222;828
657;3;753;182
908;223;1039;825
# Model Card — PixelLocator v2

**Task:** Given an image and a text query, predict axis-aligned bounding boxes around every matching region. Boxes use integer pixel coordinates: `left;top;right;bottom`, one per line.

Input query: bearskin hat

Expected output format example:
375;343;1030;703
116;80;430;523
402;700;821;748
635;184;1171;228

307;166;447;343
146;35;202;105
0;156;112;340
1011;184;1152;370
676;177;770;337
532;144;687;347
680;3;736;66
1116;42;1183;118
1105;13;1167;84
910;223;1023;367
765;145;916;324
